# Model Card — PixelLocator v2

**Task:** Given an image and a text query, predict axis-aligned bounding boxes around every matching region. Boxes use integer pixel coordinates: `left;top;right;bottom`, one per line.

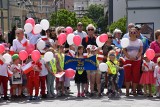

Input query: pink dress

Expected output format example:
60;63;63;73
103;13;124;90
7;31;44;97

140;61;155;85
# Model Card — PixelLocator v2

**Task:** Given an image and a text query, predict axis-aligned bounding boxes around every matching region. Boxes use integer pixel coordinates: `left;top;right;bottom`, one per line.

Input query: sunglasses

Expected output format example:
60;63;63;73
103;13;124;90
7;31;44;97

88;29;94;31
61;31;66;33
109;54;115;56
108;37;113;39
78;24;83;26
130;32;137;34
51;30;55;32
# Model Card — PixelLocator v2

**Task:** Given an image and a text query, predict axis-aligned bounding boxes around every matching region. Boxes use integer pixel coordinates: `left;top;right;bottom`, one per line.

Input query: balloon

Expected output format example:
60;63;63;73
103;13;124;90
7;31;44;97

19;50;28;61
24;23;33;33
58;33;67;45
65;68;75;78
33;24;42;34
0;44;5;54
26;44;35;54
99;63;108;72
44;52;53;62
40;19;49;30
25;18;35;27
146;49;155;60
31;50;41;62
121;38;129;48
3;53;12;64
37;40;46;50
99;34;108;43
73;35;82;46
67;33;75;45
96;36;105;47
66;26;73;35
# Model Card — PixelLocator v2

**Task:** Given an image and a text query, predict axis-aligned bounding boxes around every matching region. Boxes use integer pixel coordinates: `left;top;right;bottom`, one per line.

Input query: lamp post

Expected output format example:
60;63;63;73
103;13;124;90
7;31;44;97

78;6;81;18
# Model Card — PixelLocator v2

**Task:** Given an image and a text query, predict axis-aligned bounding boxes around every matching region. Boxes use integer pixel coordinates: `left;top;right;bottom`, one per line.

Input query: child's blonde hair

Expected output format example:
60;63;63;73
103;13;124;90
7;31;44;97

107;50;116;60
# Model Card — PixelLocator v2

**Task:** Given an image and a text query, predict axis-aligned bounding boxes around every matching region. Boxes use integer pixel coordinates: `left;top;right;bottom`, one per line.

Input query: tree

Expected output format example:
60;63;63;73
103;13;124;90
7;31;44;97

108;17;127;34
50;9;78;28
85;4;108;33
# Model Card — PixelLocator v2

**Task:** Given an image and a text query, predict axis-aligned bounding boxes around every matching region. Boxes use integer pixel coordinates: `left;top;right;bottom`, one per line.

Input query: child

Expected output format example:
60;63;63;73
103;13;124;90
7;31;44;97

28;59;42;100
46;48;57;98
154;57;160;98
10;54;23;98
0;55;9;100
106;50;119;98
140;54;155;97
55;45;65;96
75;45;87;97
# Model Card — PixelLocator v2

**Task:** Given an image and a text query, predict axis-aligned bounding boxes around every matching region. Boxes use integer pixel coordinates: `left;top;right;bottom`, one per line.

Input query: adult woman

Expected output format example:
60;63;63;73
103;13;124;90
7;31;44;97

82;24;97;51
150;29;160;63
50;27;57;41
123;27;143;96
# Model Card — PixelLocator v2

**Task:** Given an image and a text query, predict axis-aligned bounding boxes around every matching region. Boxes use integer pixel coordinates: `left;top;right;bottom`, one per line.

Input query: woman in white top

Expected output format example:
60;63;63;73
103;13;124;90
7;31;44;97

123;27;143;96
12;28;29;53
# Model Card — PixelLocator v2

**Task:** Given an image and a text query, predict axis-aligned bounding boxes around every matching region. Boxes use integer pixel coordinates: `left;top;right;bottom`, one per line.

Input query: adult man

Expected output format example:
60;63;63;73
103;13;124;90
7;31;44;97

73;22;87;39
12;28;29;53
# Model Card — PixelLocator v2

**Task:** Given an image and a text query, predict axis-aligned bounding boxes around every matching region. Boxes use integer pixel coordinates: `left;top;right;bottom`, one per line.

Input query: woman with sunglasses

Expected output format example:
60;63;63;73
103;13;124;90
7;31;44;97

82;24;97;52
123;27;143;96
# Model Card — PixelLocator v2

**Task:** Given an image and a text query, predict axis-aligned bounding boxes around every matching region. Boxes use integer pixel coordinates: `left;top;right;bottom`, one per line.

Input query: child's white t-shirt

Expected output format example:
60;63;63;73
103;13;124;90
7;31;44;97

142;60;155;72
10;64;22;84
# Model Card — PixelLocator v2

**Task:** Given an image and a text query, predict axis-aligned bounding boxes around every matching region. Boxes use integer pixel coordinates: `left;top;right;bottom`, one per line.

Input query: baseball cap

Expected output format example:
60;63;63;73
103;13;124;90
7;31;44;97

12;54;19;61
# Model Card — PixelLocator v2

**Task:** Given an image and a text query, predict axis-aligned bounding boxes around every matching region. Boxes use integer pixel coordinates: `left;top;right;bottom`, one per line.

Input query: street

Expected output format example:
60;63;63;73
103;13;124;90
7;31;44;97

0;81;160;107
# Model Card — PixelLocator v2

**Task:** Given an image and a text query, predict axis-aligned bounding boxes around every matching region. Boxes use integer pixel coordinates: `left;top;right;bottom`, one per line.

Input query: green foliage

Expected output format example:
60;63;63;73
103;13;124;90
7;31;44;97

85;4;107;33
78;16;96;31
109;17;127;34
50;9;78;28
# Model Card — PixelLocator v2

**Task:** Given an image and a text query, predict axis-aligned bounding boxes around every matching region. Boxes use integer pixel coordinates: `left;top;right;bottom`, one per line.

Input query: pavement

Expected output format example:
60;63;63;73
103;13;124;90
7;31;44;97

0;81;160;107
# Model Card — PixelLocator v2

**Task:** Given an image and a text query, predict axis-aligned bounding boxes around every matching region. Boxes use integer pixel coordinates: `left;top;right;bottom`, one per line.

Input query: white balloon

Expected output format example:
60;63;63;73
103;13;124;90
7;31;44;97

44;52;53;62
67;33;75;45
3;53;12;64
33;24;42;34
24;23;33;33
37;40;46;50
121;38;129;48
96;36;105;47
99;63;108;72
40;19;50;30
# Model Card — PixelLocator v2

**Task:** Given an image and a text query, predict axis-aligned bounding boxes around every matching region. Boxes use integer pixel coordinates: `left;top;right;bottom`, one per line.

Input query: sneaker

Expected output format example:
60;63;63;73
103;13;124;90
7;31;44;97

81;92;85;97
108;93;112;98
33;96;39;100
77;93;81;97
98;93;102;97
115;92;120;98
28;96;33;100
3;96;9;100
90;93;94;97
137;90;143;95
41;94;47;98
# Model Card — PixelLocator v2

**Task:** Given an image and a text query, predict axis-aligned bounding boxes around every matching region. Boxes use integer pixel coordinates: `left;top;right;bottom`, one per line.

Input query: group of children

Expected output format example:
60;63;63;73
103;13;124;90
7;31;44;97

0;42;160;100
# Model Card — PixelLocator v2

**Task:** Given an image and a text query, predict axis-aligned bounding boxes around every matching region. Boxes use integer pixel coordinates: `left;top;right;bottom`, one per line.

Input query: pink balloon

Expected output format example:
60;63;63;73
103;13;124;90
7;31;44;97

99;34;108;43
31;50;41;62
65;68;75;78
66;26;73;35
19;50;28;61
0;44;5;54
26;44;35;54
146;49;155;60
26;18;35;27
73;35;82;46
58;33;67;45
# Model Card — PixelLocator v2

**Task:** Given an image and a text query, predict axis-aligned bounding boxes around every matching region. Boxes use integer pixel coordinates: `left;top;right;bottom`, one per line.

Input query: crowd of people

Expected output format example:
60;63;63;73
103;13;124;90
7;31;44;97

0;21;160;101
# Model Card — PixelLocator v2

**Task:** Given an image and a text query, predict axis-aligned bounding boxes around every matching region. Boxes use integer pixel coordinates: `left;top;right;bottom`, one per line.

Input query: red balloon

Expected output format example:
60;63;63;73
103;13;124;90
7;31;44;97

146;49;155;60
26;18;35;27
73;35;82;46
65;68;75;78
65;26;73;35
99;34;108;43
26;44;35;54
19;50;28;61
0;44;5;54
58;33;67;45
31;50;41;62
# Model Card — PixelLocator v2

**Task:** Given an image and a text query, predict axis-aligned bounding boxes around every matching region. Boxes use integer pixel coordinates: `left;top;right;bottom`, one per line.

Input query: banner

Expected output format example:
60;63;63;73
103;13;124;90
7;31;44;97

64;55;97;70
